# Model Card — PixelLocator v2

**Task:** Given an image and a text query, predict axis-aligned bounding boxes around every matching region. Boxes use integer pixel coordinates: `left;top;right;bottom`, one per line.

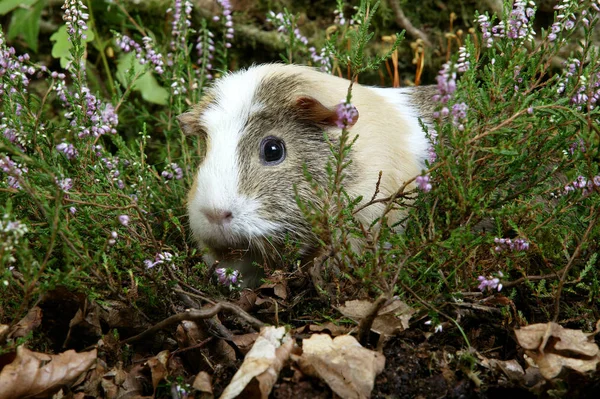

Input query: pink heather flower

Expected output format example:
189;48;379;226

335;101;358;128
309;46;333;73
478;275;503;292
62;0;89;41
215;267;240;286
494;237;529;252
161;163;184;181
217;0;234;46
118;215;130;226
0;155;28;189
456;46;470;73
145;251;174;269
267;10;309;47
477;14;493;48
56;177;73;191
108;231;118;246
56;142;78;159
415;174;432;192
69;207;77;215
433;62;457;104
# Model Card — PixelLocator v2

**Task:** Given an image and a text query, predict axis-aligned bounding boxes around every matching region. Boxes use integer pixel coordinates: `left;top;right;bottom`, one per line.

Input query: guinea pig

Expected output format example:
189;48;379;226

178;63;436;286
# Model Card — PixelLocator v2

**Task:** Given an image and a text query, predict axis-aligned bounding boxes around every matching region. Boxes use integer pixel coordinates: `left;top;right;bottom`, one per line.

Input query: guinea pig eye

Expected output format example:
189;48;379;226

260;136;286;165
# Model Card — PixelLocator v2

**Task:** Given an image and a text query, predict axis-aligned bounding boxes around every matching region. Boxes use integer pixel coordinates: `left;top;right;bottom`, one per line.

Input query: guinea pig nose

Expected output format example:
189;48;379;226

202;208;234;225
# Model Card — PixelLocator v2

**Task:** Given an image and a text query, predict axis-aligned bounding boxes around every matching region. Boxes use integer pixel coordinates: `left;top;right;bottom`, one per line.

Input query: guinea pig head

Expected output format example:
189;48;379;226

179;67;358;262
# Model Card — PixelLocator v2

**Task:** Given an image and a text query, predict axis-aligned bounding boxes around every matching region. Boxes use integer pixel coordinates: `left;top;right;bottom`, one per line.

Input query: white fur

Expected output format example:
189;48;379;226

371;87;431;169
187;67;278;250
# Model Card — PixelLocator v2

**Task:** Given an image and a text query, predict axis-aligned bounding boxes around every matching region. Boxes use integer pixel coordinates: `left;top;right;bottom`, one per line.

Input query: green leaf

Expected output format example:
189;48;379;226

116;52;168;105
6;0;45;52
0;0;37;15
49;24;95;68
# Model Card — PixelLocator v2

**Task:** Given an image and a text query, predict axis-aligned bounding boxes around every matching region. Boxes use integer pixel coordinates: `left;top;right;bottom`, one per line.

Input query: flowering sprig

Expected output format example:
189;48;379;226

563;175;600;196
215;267;240;288
0;155;28;189
477;271;503;292
167;0;193;53
548;0;581;42
0;214;28;264
115;35;165;75
56;142;78;159
267;9;309;63
196;26;216;81
415;174;432;192
334;101;358;128
0;30;38;149
494;237;530;253
144;251;175;269
215;0;234;48
161;163;183;182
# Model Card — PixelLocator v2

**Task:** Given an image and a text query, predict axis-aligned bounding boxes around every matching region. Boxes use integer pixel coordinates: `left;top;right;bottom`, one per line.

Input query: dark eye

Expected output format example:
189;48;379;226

260;136;286;165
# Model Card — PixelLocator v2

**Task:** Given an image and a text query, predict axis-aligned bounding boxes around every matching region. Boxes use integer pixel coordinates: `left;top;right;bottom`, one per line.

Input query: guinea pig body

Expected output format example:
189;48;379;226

179;64;435;286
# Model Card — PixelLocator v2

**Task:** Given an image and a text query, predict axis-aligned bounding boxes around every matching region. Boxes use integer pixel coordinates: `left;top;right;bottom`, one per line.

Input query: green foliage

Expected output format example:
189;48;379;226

6;0;45;52
50;24;95;68
0;0;599;353
115;52;168;105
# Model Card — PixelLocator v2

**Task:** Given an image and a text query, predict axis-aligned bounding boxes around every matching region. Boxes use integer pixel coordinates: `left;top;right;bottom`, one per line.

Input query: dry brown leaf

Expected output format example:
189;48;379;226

100;300;151;332
297;334;385;399
230;332;259;354
0;346;96;399
146;350;170;392
8;306;43;339
308;322;351;336
193;371;214;398
68;301;104;337
337;299;414;335
220;326;295;399
102;362;147;399
0;325;8;342
515;322;600;379
236;290;258;312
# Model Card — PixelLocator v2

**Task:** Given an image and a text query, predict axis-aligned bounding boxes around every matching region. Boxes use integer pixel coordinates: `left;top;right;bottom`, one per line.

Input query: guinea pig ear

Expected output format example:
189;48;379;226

295;96;359;128
177;112;204;136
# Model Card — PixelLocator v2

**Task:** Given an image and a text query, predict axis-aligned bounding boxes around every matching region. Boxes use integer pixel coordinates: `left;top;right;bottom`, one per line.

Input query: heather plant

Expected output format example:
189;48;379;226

0;0;234;322
298;0;600;328
1;0;599;344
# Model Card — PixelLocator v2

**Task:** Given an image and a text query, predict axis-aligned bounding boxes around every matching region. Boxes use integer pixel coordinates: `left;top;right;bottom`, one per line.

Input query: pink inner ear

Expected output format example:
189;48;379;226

295;96;358;127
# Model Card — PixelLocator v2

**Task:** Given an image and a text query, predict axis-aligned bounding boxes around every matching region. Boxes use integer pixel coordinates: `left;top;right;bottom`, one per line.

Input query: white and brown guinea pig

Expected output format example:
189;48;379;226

178;63;436;286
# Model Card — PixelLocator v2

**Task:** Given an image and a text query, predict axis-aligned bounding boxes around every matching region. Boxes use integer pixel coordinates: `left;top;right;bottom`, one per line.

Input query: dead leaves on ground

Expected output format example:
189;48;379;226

296;334;386;399
3;287;600;398
0;346;97;399
514;321;600;380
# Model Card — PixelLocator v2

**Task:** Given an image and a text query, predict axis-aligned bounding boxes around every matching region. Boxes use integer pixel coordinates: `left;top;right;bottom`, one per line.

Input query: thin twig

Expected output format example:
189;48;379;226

553;207;598;322
121;302;266;344
388;0;432;47
357;294;388;346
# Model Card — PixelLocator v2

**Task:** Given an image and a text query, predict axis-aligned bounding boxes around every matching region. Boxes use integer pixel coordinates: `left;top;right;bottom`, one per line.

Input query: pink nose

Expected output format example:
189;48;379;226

202;209;233;225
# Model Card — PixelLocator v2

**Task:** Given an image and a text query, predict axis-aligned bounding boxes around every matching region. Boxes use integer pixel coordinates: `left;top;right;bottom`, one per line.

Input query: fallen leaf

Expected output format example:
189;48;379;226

146;350;170;392
0;346;97;399
515;322;600;379
337;299;414;336
308;322;350;336
100;300;151;332
220;326;295;399
258;277;288;300
8;306;42;339
230;332;259;354
297;334;385;399
0;325;8;342
193;371;213;397
102;362;147;399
